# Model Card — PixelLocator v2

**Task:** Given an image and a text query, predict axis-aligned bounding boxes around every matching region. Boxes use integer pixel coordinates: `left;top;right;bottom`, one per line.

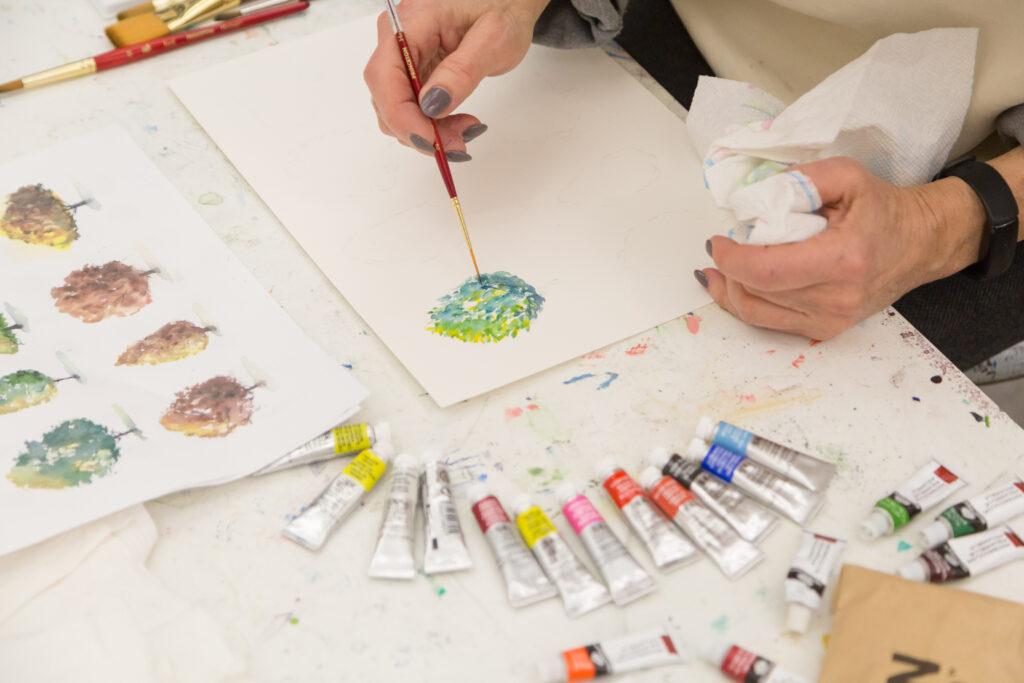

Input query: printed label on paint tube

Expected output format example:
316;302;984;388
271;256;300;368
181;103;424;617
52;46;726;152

784;530;845;633
368;461;418;580
554;627;682;681
702;445;822;525
342;449;388;491
256;422;379;475
711;421;835;492
473;496;557;608
563;494;656;606
718;645;809;683
603;470;697;570
912;525;1024;583
422;460;472;574
873;460;965;533
333;423;372;454
929;479;1024;545
702;446;746;483
516;506;611;618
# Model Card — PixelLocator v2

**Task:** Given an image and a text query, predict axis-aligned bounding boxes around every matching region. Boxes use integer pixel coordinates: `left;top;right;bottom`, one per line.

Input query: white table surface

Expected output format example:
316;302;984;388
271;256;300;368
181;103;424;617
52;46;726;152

4;2;1023;681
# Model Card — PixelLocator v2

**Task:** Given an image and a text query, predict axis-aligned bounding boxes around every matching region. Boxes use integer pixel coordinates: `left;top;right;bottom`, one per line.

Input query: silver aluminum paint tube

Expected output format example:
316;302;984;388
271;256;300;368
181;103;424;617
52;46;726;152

649;447;777;543
256;421;392;475
421;451;473;574
467;483;557;608
595;459;697;571
368;453;419;579
688;439;822;526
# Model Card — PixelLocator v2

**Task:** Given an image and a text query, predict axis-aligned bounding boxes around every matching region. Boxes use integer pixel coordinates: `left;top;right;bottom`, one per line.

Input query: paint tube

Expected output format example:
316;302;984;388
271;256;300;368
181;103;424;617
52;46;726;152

512;495;611;618
467;483;557;608
700;640;811;683
256;421;392;475
918;476;1024;548
367;453;419;579
697;416;835;491
783;530;846;634
282;442;393;550
687;439;822;526
859;459;966;540
639;467;763;580
648;447;777;543
898;524;1024;583
554;482;656;606
421;451;473;574
537;625;684;682
595;459;698;571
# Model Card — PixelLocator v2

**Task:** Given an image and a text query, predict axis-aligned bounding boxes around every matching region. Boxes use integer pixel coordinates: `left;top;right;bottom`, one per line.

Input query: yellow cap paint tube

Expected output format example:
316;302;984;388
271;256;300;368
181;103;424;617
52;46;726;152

255;421;392;475
918;476;1024;548
282;442;393;551
467;483;558;608
368;453;420;580
859;459;966;540
647;447;777;543
554;481;656;606
699;639;811;683
898;523;1024;583
421;451;473;574
537;625;685;682
783;529;845;635
512;494;611;618
686;438;823;526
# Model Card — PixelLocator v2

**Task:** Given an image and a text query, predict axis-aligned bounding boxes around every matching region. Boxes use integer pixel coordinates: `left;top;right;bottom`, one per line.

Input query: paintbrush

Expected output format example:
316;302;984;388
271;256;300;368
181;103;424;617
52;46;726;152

382;0;482;282
106;0;240;47
214;0;292;19
116;0;180;20
0;2;309;95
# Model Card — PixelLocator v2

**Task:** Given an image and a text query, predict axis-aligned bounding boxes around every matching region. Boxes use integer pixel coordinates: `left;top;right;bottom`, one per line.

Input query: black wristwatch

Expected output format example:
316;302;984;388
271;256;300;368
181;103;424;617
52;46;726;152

936;157;1019;280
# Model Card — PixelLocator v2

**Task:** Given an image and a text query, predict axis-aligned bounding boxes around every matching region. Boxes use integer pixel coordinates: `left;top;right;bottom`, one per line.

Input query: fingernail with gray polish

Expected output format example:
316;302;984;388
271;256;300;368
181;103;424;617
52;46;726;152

706;239;713;256
410;134;434;153
461;123;488;142
694;269;708;288
446;150;472;162
420;87;451;117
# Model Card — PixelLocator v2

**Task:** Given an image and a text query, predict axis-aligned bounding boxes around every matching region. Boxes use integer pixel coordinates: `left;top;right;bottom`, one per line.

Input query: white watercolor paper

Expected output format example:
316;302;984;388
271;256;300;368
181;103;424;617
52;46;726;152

0;128;367;555
171;14;730;407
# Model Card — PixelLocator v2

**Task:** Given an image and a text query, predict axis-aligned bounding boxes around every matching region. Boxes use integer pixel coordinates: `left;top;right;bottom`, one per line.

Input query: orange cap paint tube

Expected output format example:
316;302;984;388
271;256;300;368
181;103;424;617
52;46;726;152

537;626;685;682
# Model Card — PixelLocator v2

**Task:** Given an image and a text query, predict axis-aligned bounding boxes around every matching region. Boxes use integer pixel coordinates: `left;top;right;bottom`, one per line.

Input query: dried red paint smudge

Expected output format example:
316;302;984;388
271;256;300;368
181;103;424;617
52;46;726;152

526;404;540;411
740;394;756;403
809;339;822;346
766;349;777;355
626;342;648;356
685;314;702;335
505;407;523;420
791;354;806;369
582;351;605;359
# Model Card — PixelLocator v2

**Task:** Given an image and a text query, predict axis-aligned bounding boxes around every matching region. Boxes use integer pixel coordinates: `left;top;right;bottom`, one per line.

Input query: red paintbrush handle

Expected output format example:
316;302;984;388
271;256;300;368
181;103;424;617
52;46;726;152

394;30;457;199
94;1;310;70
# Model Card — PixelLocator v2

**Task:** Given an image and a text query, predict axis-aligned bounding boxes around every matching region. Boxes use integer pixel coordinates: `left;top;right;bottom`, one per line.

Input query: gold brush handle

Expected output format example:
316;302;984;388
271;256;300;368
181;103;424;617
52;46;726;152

167;0;239;31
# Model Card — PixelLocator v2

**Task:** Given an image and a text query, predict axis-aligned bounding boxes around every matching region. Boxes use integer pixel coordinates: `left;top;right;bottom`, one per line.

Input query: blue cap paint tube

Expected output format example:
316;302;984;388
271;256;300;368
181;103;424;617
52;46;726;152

420;451;473;574
368;453;419;580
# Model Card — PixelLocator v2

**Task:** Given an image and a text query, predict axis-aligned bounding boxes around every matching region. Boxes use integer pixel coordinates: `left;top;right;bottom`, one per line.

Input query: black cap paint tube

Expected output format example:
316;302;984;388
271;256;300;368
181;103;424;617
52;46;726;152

687;439;823;526
368;453;419;580
467;483;558;608
537;625;685;682
256;421;392;475
594;459;698;571
554;481;657;606
783;530;846;635
282;441;394;550
859;459;966;540
512;495;611;618
700;639;811;683
918;476;1024;548
420;451;473;574
898;524;1024;583
639;466;763;580
697;416;836;491
648;447;778;543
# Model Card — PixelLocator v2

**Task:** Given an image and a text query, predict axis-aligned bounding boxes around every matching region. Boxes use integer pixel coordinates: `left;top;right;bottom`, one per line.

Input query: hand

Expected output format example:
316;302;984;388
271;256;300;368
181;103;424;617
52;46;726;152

698;157;986;340
364;0;548;160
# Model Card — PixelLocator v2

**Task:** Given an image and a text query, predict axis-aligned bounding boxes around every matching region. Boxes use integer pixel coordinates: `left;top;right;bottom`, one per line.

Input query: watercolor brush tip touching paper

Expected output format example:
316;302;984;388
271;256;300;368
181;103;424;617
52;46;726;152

171;15;731;406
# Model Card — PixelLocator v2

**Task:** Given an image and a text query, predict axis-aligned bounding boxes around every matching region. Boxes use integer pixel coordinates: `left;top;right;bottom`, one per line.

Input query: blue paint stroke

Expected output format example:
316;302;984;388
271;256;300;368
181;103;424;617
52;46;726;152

563;373;595;385
597;372;619;390
341;363;353;370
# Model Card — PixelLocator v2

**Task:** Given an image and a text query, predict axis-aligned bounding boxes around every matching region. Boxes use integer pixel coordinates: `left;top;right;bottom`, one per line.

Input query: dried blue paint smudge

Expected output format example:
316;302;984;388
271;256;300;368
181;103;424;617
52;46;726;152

597;372;619;390
563;373;595;385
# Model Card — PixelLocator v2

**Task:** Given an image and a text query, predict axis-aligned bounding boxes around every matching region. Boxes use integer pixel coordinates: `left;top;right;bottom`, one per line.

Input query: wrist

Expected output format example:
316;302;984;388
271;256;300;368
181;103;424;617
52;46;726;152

900;177;987;283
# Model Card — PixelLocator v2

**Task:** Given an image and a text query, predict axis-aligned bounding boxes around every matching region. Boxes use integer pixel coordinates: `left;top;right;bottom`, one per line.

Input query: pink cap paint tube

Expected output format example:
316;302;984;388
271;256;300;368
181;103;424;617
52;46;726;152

898;524;1024;583
595;459;697;571
537;625;685;682
368;453;419;580
467;483;557;608
554;482;656;606
639;467;762;580
700;640;811;683
421;451;473;574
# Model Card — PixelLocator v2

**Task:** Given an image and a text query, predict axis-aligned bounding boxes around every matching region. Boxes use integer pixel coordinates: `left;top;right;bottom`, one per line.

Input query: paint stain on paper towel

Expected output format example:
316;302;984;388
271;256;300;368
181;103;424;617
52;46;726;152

427;272;544;343
7;418;125;489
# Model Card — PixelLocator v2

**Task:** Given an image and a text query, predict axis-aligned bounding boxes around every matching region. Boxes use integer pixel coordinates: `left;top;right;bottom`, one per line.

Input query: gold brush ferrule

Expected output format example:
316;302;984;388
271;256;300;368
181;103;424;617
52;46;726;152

22;59;97;89
167;0;235;31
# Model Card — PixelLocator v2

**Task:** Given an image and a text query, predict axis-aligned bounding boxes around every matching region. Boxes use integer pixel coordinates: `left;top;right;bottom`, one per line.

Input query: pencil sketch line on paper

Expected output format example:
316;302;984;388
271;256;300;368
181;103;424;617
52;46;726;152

427;271;545;344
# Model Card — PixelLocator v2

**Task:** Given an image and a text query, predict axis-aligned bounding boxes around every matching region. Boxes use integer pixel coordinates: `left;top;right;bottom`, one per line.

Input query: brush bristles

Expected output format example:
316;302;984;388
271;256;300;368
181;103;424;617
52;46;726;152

0;79;24;93
116;1;155;20
105;13;170;47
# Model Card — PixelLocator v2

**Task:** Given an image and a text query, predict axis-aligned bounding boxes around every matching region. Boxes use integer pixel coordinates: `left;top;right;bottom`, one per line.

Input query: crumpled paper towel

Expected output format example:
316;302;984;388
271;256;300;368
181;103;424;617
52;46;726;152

686;28;978;244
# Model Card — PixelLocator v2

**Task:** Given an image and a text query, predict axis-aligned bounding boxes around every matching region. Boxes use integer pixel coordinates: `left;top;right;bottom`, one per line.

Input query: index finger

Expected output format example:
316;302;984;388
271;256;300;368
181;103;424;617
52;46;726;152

709;232;836;292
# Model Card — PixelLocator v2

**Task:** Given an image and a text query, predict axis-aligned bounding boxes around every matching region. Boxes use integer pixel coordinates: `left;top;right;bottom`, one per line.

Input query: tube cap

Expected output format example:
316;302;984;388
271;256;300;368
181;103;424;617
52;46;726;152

553;481;579;506
918;521;952;549
420;449;442;467
511;494;534;517
393;452;418;470
372;421;392;445
687;437;709;460
466;482;490;506
638;466;662;490
859;508;893;540
648;446;670;470
696;415;718;442
897;559;929;582
785;603;814;635
594;458;619;482
537;657;567;683
372;441;395;462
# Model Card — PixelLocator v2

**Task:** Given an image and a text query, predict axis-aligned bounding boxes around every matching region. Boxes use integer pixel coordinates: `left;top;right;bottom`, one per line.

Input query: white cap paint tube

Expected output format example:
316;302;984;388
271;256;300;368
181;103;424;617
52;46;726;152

367;453;419;580
687;439;822;526
512;495;611;618
467;483;558;608
554;481;657;606
421;451;473;574
697;416;835;492
282;441;394;550
898;524;1024;583
783;529;846;635
594;459;698;571
639;466;763;580
700;640;811;683
859;459;966;541
256;421;392;475
648;447;777;543
918;476;1024;548
537;625;685;682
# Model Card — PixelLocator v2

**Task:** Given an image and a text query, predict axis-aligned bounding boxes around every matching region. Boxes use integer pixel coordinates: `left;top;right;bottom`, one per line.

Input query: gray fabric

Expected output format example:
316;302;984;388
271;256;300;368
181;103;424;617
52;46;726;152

533;0;629;48
997;104;1024;146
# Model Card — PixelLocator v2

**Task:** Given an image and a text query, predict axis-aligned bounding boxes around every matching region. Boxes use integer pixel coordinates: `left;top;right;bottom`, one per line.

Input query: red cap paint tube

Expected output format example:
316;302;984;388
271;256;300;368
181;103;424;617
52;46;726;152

647;447;777;543
554;481;657;606
639;466;763;580
421;451;473;574
700;640;811;683
898;524;1024;583
686;438;823;526
368;453;419;580
257;421;392;475
512;494;611;618
594;458;697;571
466;483;557;608
538;625;685;682
859;459;966;540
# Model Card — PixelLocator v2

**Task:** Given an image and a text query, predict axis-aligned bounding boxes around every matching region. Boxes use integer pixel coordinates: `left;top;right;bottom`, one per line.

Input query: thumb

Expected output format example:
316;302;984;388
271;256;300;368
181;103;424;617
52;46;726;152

790;157;872;208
